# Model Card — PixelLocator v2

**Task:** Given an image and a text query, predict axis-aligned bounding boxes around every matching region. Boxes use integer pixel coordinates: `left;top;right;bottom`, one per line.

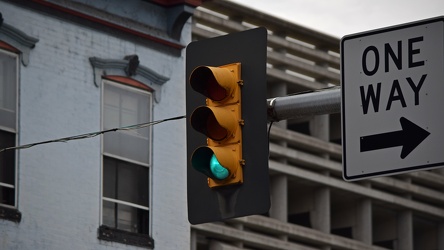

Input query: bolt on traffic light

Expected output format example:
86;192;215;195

189;63;244;188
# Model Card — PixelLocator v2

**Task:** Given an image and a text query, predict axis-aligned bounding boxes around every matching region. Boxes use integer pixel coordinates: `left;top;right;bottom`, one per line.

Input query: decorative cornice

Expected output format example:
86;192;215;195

0;18;39;66
89;56;169;103
167;4;195;40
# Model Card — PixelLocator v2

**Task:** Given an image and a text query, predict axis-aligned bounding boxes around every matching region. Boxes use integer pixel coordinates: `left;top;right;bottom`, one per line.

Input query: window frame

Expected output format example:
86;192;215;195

0;47;20;210
100;78;153;240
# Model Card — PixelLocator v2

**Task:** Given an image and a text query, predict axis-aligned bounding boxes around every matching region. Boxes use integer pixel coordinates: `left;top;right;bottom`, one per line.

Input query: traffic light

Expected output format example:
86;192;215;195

189;63;243;188
186;27;270;225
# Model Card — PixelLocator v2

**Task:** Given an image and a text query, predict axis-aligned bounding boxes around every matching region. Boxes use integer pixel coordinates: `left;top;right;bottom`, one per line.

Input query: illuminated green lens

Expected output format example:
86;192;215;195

210;154;229;180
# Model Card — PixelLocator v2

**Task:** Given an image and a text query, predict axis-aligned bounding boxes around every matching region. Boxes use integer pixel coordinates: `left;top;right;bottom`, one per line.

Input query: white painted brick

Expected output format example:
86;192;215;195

0;1;190;249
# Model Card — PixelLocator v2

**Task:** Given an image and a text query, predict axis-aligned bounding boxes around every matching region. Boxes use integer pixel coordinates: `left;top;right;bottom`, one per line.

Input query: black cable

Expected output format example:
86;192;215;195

267;121;274;158
267;121;274;141
0;115;186;153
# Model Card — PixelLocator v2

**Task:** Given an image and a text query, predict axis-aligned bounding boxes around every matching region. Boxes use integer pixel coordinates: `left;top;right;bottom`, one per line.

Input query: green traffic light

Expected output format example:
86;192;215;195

210;154;229;180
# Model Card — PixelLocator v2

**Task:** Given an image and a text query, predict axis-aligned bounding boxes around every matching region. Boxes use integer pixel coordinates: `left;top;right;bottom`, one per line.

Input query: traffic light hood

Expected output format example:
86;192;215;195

190;105;239;142
189;65;237;102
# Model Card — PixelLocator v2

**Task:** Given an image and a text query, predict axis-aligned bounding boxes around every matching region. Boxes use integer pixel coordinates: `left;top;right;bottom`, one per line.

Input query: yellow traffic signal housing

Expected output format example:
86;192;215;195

189;63;243;188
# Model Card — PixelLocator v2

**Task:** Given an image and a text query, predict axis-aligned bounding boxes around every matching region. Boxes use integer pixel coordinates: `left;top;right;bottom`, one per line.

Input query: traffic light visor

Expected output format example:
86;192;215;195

190;106;238;142
189;66;236;101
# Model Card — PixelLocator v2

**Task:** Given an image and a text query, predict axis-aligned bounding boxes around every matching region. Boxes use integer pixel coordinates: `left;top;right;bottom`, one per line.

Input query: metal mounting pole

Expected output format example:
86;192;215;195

267;86;341;122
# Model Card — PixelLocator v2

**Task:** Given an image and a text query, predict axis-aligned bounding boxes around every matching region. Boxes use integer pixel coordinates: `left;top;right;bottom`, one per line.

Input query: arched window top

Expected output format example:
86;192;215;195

0;15;39;66
89;55;169;103
103;75;154;92
0;41;20;53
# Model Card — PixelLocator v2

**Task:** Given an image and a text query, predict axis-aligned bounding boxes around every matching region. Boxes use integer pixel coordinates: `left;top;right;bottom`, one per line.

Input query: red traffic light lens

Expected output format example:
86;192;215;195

189;66;234;101
207;77;227;101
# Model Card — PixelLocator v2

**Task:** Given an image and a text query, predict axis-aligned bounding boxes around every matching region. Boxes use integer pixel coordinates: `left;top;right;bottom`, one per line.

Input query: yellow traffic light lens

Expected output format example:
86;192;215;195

210;154;229;180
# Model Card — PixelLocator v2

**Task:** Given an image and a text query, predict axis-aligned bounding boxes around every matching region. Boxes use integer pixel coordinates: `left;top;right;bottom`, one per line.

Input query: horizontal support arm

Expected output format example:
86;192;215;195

267;87;341;122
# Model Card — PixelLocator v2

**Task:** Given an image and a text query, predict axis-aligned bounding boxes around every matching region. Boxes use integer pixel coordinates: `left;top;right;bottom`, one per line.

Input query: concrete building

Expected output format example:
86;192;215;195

190;1;444;250
1;0;443;250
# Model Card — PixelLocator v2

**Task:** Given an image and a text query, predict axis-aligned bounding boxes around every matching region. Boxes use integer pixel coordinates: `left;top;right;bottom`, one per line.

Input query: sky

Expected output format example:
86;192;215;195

228;0;444;38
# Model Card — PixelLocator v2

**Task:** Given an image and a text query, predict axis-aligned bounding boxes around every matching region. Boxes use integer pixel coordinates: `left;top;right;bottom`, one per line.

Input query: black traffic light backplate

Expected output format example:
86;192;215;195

186;27;270;225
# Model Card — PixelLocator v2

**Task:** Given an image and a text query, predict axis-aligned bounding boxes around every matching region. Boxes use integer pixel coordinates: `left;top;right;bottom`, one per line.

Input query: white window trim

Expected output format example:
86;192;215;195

102;152;150;168
100;79;153;236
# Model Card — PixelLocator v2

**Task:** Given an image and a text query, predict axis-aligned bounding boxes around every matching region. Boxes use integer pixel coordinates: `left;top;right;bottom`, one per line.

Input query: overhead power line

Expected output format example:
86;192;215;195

0;115;186;153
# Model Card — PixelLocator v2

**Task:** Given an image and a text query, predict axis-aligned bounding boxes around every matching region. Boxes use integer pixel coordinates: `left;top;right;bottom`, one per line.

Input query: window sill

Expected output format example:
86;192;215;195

0;206;22;223
98;225;154;248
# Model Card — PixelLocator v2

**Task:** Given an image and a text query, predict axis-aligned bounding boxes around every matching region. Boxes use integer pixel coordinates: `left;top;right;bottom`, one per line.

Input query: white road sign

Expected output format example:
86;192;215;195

341;16;444;181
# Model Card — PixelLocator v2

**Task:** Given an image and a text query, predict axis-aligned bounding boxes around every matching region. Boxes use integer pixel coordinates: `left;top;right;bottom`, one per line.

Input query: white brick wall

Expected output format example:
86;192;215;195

0;1;190;249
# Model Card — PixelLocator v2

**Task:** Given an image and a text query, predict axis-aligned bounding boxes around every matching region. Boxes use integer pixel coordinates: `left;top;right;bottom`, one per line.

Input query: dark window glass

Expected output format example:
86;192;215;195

102;200;149;234
0;130;15;185
0;186;15;206
0;130;15;206
102;156;149;234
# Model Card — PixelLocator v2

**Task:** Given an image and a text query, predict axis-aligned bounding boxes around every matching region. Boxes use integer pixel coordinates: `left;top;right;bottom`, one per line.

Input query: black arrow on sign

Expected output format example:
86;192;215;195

360;117;430;159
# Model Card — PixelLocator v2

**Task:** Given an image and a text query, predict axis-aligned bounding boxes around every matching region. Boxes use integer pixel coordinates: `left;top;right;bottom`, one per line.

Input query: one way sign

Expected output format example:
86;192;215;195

341;16;444;181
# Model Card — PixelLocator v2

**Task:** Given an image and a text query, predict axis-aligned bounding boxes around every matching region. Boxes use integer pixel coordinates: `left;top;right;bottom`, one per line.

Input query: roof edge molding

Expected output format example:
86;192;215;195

150;0;203;39
89;56;169;103
0;16;39;66
167;4;195;40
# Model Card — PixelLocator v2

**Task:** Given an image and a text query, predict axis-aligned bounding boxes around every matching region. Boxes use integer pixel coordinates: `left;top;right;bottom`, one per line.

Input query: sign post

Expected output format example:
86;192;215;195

341;16;444;181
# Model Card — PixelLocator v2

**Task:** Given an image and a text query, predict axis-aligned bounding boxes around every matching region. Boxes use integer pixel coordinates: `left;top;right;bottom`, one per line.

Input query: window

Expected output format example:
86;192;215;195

0;20;37;222
0;48;18;209
100;79;153;246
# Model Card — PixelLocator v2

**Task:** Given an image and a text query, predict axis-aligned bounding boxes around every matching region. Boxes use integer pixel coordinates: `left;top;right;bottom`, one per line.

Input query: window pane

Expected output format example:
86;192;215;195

103;88;120;129
0;130;15;185
103;83;150;129
103;156;149;207
103;131;150;164
0;51;17;130
103;157;116;199
102;200;149;234
121;92;138;126
0;185;15;206
102;200;116;228
116;203;149;234
117;160;149;207
103;82;151;164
